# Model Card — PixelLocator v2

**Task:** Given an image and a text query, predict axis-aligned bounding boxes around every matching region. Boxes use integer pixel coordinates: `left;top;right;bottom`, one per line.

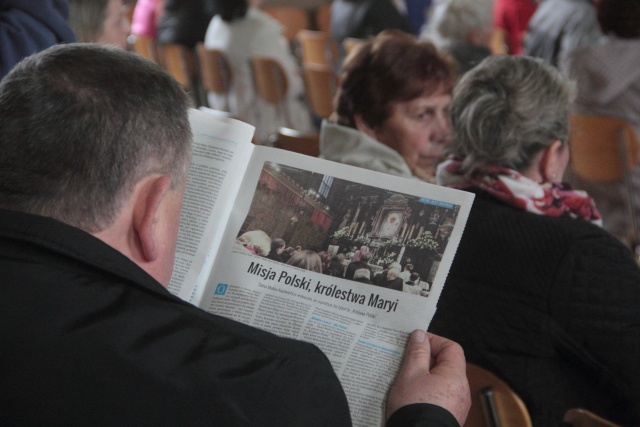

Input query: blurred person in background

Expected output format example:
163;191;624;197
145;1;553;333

562;0;640;246
0;0;76;79
420;0;494;75
68;0;131;49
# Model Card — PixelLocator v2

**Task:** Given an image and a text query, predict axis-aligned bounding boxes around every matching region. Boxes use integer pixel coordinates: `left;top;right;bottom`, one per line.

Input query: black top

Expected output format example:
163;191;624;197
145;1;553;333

430;192;640;426
330;0;414;46
0;208;459;426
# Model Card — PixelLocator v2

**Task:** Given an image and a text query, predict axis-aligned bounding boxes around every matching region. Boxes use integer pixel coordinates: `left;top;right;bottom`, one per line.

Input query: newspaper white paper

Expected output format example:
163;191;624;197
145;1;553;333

170;109;475;426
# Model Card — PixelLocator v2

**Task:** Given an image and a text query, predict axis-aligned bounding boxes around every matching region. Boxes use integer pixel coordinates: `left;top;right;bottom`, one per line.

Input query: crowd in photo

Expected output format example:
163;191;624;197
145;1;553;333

2;0;640;426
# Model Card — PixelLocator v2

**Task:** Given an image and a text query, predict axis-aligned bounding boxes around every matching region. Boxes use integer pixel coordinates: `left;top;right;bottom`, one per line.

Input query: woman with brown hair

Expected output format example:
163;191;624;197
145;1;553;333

320;30;455;183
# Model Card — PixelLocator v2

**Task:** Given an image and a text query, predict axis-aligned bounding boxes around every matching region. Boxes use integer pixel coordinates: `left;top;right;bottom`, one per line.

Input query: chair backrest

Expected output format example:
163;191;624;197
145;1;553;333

315;3;332;33
271;127;320;157
132;34;161;65
564;408;622;427
569;114;640;182
303;64;338;119
250;56;289;105
158;43;196;89
465;363;532;427
342;37;366;57
297;30;339;68
261;6;311;42
195;43;233;96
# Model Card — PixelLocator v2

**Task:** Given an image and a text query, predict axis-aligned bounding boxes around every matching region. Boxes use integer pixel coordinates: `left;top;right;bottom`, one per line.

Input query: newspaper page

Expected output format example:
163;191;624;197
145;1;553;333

194;147;475;426
168;109;256;303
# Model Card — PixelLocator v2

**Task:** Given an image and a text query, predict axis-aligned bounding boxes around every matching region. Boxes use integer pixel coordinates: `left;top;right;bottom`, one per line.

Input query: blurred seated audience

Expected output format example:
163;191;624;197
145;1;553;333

345;251;374;280
204;0;313;138
524;0;602;68
0;0;76;79
68;0;131;49
420;0;494;75
431;54;640;426
492;0;537;55
157;0;220;49
320;30;455;183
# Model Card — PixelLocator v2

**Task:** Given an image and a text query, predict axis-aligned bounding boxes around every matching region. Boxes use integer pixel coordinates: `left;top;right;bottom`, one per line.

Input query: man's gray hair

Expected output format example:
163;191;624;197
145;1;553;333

0;43;192;232
447;55;575;174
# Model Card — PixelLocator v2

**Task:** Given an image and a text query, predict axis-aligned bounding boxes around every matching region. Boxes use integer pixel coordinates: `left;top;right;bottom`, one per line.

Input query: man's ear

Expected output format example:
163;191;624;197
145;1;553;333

539;139;564;183
133;175;173;263
354;114;378;140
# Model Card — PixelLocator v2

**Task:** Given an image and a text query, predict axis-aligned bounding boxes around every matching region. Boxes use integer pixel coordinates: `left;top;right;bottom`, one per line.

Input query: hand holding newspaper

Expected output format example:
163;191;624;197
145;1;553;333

169;109;474;427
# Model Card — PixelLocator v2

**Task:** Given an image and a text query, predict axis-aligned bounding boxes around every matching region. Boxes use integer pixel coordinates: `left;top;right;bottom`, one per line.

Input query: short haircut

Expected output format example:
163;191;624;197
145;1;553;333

447;55;574;174
421;0;493;49
286;250;323;273
68;0;111;43
361;252;373;262
333;30;455;130
271;238;286;251
353;268;371;280
0;43;192;233
387;268;401;280
597;0;640;39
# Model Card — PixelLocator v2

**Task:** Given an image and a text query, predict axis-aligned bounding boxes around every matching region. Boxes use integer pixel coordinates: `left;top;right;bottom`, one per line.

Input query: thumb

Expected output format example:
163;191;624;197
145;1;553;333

400;329;433;376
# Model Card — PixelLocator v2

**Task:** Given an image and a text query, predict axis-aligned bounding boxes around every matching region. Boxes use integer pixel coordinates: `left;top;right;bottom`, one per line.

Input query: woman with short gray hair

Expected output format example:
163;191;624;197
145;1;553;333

430;55;640;426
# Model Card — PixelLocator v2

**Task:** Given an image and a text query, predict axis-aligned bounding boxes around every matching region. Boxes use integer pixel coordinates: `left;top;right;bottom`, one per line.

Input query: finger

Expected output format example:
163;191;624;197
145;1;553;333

397;329;433;378
427;333;466;372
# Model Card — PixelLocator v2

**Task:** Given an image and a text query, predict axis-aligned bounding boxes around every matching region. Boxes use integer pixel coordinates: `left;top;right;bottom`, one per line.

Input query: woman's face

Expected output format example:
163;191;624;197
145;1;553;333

97;0;131;50
373;89;451;177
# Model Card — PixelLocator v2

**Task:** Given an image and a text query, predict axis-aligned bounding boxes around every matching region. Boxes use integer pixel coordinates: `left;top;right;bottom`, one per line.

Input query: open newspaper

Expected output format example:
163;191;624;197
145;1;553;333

169;109;475;426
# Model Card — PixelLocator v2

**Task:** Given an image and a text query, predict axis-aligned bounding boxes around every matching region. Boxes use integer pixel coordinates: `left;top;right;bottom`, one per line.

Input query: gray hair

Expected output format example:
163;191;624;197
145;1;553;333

421;0;494;50
68;0;111;43
0;43;192;232
448;55;575;174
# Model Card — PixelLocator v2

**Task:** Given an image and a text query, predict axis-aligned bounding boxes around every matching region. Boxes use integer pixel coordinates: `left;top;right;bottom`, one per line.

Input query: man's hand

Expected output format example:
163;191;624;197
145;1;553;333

386;330;471;426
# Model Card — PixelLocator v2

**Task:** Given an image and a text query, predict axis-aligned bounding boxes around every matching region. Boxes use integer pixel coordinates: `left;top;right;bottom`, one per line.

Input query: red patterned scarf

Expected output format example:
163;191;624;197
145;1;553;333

437;158;602;225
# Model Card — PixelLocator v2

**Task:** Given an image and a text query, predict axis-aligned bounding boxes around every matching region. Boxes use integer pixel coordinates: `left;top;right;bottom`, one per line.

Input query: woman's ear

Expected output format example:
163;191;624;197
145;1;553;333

539;140;568;183
354;114;379;140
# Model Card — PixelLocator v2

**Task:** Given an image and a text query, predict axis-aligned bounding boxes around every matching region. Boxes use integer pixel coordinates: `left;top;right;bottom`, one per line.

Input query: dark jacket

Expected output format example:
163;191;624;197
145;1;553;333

0;0;76;79
429;192;640;426
0;208;350;426
157;0;220;48
330;0;414;46
0;208;458;426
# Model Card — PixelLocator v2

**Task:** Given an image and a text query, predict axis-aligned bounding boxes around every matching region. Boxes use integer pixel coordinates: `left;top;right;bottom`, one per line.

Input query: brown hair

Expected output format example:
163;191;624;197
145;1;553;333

333;30;456;130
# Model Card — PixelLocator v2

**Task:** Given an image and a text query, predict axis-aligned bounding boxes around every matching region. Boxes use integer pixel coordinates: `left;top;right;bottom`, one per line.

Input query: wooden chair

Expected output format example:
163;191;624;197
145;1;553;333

465;363;532;427
261;6;311;42
131;34;160;65
342;37;366;57
303;64;337;119
250;56;293;128
195;43;233;112
158;43;206;107
564;408;622;427
296;30;339;68
270;127;320;157
568;114;640;245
